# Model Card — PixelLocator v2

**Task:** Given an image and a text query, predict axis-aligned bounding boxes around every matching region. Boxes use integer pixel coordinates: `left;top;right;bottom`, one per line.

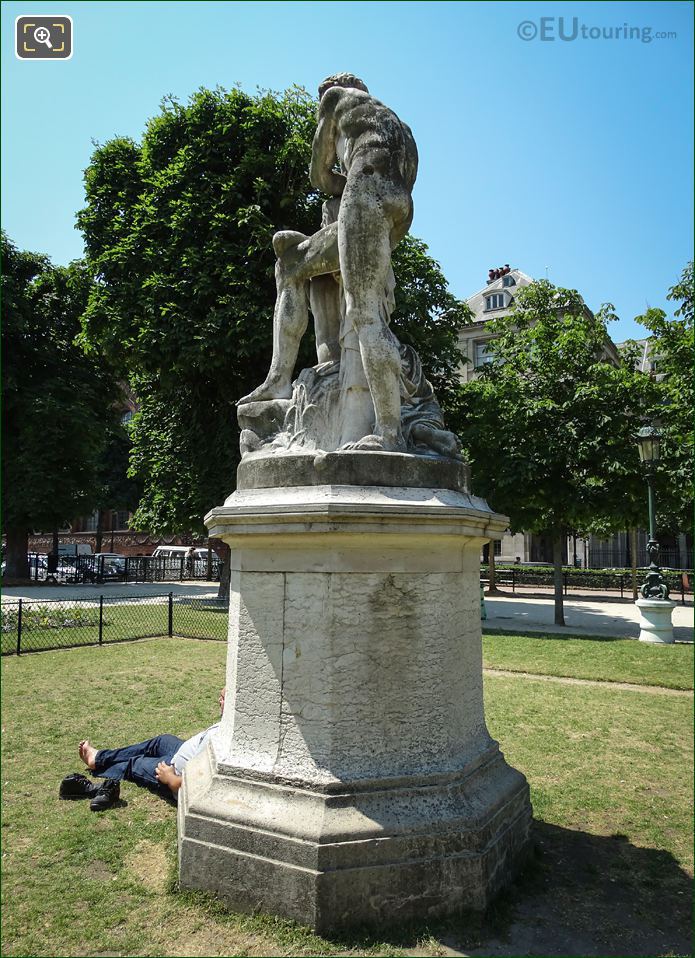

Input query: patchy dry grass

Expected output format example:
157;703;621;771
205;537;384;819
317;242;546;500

2;637;692;957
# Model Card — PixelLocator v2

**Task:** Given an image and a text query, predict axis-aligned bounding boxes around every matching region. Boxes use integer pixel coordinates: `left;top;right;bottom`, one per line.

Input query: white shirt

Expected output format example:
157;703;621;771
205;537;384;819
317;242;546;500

171;723;220;776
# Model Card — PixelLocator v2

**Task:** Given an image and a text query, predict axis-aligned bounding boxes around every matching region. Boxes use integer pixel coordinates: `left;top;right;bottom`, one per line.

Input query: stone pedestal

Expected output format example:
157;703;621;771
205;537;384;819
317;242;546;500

636;597;676;644
178;468;532;932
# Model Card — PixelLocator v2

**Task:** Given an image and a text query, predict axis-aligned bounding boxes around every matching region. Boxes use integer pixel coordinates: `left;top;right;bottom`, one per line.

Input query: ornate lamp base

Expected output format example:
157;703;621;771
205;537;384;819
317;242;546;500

635;598;676;644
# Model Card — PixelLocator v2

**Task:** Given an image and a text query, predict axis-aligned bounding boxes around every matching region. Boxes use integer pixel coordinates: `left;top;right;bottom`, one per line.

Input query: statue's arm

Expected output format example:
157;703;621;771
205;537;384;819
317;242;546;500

310;98;346;197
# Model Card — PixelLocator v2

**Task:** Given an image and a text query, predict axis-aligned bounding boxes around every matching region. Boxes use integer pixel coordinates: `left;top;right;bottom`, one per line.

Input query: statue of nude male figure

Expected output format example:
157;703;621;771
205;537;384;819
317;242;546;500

237;73;418;453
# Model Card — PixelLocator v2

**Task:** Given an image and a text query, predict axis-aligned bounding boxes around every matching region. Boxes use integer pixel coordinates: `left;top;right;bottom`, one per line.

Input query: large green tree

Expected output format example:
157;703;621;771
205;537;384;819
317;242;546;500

2;233;122;577
634;261;694;540
457;280;658;625
77;85;468;540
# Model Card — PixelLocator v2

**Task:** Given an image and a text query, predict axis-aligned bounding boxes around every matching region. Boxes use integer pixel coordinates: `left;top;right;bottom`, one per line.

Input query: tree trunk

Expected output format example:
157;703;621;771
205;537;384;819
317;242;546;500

216;542;231;603
552;533;566;627
487;546;500;595
52;526;59;557
95;509;103;554
630;527;638;601
5;527;30;578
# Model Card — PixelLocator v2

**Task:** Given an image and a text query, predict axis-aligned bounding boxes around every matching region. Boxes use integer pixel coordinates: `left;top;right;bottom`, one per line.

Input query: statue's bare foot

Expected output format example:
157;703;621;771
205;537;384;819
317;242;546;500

412;424;461;458
79;739;98;771
432;430;461;458
236;378;293;406
341;433;406;453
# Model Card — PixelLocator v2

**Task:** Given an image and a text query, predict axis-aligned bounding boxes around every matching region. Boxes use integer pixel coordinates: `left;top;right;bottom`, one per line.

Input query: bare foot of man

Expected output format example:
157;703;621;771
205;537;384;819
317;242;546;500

236;377;293;406
78;740;98;770
411;423;461;458
341;433;406;453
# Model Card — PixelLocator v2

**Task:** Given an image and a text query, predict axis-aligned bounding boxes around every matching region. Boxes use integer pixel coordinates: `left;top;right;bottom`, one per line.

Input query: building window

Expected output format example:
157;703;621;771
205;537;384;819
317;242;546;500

84;512;99;532
502;275;515;287
474;341;494;367
493;540;502;556
112;510;130;531
120;410;134;425
485;293;505;310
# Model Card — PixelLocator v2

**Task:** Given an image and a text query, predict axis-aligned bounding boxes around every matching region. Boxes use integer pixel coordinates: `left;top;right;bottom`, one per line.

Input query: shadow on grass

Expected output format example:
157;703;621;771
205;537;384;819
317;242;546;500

174;821;693;957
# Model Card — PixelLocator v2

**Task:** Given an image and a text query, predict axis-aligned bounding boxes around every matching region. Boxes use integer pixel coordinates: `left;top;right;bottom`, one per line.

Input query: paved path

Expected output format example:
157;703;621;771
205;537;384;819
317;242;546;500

484;667;692;696
1;581;220;601
485;593;693;642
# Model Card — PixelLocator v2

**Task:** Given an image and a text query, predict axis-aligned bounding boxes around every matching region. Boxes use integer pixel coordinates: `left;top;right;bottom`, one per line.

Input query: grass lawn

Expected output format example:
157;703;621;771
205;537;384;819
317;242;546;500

1;600;227;655
2;637;692;957
483;630;694;689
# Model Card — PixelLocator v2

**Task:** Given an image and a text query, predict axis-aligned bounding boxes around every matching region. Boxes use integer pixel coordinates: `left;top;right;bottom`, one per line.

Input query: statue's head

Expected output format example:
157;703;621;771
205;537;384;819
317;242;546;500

318;73;369;99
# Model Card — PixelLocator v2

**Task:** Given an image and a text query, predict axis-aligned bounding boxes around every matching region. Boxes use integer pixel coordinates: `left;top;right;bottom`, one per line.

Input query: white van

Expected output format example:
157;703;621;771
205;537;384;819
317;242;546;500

58;543;93;557
152;546;210;561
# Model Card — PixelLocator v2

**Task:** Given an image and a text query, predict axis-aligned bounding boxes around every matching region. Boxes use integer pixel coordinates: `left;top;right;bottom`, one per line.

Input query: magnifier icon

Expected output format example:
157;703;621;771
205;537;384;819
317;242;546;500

34;26;53;48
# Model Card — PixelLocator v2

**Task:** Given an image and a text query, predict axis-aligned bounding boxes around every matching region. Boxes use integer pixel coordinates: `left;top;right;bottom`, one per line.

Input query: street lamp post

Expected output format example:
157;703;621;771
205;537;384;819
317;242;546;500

635;425;675;643
635;425;670;601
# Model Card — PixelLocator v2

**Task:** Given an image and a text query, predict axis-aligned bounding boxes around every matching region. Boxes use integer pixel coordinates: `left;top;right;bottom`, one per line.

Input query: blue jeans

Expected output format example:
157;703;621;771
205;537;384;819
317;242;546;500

93;734;184;799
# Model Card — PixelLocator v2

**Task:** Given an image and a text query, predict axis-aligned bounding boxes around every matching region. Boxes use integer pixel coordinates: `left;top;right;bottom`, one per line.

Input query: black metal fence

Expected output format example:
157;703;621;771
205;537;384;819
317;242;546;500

15;553;222;586
481;565;692;604
588;547;685;570
1;593;228;656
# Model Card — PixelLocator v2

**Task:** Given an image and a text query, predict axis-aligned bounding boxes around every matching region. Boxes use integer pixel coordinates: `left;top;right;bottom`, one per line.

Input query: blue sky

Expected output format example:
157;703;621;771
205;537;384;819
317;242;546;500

2;0;693;341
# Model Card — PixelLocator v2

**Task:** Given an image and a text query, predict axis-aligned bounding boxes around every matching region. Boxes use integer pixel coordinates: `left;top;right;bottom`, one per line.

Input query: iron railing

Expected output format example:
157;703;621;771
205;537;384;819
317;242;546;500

1;593;228;655
481;565;691;604
7;553;222;586
587;547;684;570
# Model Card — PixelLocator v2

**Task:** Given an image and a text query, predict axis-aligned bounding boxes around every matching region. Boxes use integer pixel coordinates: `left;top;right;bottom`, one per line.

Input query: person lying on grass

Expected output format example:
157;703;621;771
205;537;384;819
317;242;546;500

60;688;225;811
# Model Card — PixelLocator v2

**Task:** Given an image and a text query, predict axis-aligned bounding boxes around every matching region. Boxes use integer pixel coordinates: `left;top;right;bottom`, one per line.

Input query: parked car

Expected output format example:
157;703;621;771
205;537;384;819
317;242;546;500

92;553;127;579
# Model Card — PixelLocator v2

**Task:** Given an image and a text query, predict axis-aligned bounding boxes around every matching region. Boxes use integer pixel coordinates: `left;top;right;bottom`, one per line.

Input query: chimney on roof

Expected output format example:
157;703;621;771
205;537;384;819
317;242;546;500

488;265;513;284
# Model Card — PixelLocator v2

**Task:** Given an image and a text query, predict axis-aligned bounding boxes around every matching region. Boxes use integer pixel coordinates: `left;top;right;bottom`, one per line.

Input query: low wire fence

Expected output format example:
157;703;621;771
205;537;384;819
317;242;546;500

13;553;222;586
1;593;228;656
482;565;692;604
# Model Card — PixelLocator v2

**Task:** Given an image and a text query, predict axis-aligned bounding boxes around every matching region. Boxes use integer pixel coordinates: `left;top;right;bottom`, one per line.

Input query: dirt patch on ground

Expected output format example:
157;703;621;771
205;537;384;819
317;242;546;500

124;839;169;894
86;860;115;882
166;930;274;956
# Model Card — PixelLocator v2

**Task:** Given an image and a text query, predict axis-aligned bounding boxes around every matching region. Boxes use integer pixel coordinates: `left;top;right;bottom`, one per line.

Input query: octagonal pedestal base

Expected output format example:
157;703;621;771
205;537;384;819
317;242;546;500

179;482;532;932
178;740;531;933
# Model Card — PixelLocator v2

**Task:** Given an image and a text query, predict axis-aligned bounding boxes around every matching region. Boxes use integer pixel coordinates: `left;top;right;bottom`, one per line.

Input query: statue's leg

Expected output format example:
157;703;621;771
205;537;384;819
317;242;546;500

338;177;406;452
237;225;340;406
237;263;309;404
309;274;342;365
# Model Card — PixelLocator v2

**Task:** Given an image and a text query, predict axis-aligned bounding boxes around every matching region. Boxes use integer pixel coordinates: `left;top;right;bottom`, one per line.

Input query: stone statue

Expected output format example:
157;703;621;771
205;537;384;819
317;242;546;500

181;72;531;930
237;73;459;461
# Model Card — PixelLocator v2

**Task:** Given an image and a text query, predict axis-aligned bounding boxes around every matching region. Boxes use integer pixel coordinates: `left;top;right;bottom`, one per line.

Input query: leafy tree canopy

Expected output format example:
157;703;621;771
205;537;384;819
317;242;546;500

77;85;469;536
457;279;659;623
2;231;122;575
634;260;694;534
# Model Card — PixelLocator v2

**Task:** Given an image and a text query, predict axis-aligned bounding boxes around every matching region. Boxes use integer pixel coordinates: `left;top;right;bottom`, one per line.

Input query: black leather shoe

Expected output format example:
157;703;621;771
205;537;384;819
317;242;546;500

59;772;101;800
89;779;120;812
